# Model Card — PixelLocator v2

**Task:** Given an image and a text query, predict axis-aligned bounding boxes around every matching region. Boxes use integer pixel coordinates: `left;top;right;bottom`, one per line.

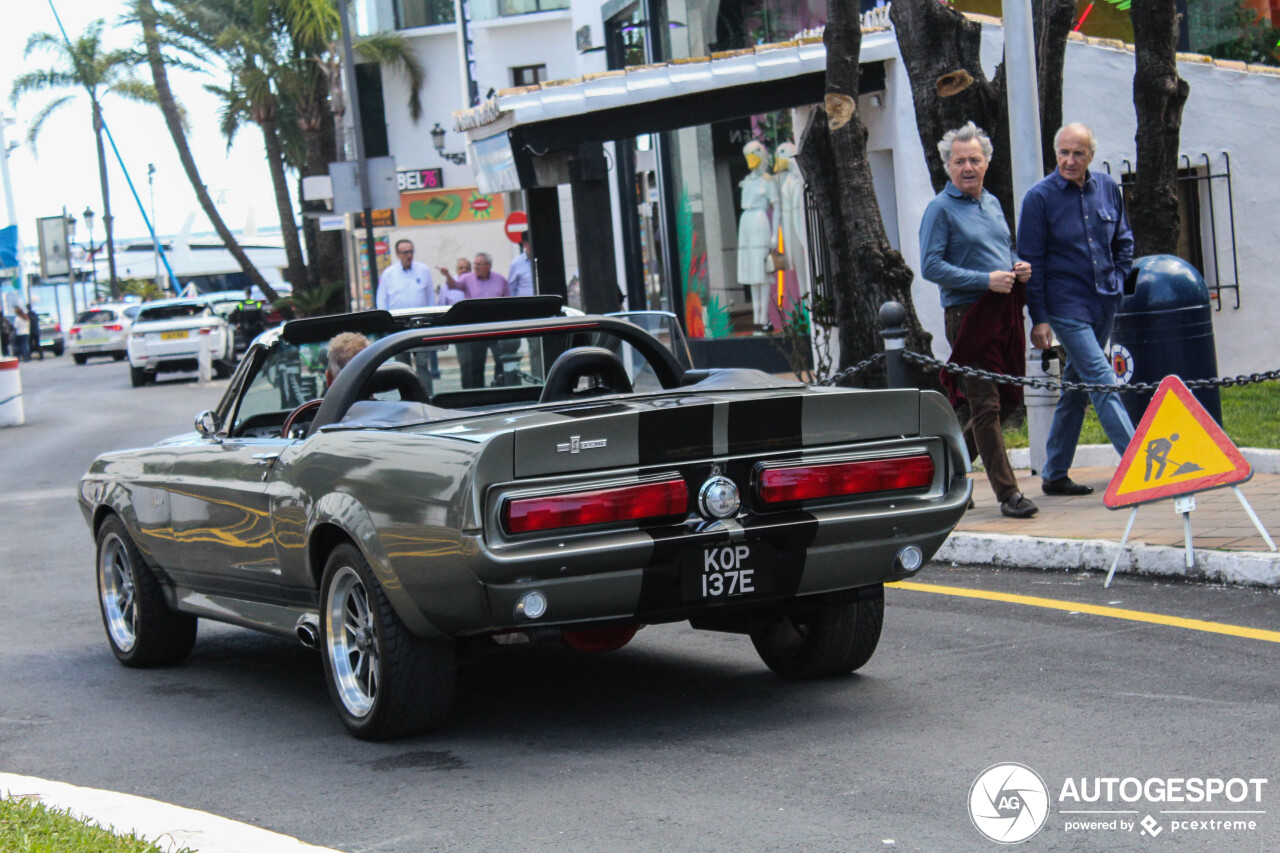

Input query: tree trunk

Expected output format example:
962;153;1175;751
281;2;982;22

91;102;120;299
891;0;1013;222
135;0;279;303
1034;0;1078;172
259;114;310;292
299;69;345;305
796;0;932;388
1130;0;1190;256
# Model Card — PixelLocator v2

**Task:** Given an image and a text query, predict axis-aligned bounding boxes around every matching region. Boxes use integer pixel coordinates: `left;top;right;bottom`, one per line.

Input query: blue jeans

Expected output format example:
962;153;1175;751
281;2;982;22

1043;311;1135;482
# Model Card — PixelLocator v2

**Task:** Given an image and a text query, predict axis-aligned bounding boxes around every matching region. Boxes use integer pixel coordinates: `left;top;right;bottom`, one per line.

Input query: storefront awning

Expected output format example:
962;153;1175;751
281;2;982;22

455;28;895;189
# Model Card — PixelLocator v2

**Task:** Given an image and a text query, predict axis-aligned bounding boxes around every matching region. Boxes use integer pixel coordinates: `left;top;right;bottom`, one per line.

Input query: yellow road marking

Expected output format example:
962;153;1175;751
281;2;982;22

889;580;1280;644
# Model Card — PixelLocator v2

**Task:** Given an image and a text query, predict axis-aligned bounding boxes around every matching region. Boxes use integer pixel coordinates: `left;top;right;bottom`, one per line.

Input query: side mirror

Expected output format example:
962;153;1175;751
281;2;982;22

194;410;221;439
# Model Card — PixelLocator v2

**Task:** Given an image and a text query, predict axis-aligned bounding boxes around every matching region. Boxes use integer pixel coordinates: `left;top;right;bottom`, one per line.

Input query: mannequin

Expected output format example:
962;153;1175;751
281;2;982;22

736;139;778;330
773;141;811;302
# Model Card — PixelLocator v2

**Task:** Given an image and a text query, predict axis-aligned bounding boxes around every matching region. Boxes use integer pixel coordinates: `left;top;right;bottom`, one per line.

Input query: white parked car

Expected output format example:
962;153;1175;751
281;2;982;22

68;302;142;364
126;296;235;387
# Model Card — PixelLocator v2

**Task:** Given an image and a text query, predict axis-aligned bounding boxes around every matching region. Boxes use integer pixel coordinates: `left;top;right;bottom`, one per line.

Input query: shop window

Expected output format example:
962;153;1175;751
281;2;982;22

396;0;455;27
496;0;569;16
511;65;547;87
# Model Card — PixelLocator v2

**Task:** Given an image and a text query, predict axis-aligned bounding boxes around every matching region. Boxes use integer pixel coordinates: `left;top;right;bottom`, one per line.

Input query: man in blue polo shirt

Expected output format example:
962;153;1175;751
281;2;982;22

1017;123;1135;496
920;121;1036;519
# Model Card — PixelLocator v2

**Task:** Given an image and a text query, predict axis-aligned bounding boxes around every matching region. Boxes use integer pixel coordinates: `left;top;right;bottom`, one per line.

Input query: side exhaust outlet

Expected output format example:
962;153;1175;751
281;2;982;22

296;613;320;649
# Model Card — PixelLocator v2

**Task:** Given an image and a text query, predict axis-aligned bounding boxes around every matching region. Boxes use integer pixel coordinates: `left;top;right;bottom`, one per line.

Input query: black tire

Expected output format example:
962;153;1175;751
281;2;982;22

112;352;126;362
73;354;88;365
130;366;151;387
96;515;197;667
52;341;64;357
750;585;884;679
320;543;455;740
213;360;233;379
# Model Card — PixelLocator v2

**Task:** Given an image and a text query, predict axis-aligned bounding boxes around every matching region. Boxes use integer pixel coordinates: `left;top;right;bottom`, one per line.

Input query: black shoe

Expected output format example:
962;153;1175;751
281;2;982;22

1000;493;1039;518
1041;476;1094;496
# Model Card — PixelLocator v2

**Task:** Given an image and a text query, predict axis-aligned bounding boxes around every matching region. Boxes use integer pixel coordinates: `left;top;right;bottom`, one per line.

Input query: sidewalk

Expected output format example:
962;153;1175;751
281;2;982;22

943;452;1280;587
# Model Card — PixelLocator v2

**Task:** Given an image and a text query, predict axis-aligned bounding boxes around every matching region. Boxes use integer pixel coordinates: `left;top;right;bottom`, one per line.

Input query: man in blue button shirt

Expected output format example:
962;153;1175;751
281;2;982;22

1017;123;1135;496
920;122;1037;518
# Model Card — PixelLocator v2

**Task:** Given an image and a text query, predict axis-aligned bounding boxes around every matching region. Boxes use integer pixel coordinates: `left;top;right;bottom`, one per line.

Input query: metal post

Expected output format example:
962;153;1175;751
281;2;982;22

1002;0;1044;230
338;0;379;304
879;301;907;388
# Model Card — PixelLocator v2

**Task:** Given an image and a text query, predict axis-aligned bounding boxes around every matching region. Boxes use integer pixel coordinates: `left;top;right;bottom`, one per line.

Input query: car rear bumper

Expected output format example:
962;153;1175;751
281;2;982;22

453;473;971;634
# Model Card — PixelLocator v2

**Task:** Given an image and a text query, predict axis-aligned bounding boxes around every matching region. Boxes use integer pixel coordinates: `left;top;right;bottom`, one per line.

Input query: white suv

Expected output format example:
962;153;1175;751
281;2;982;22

68;302;142;364
126;297;235;387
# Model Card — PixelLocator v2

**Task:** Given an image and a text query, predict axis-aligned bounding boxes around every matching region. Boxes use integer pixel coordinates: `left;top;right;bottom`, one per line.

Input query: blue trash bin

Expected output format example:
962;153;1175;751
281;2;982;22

1110;254;1222;425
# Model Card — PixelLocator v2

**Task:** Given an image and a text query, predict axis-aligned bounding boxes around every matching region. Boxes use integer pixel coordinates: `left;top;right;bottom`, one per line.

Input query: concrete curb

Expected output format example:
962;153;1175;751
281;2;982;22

938;532;1280;587
0;774;343;853
1007;445;1280;474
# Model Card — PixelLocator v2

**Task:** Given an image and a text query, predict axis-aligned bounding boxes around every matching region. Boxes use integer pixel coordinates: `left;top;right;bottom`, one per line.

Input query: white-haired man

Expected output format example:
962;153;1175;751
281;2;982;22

1017;122;1135;497
919;121;1037;518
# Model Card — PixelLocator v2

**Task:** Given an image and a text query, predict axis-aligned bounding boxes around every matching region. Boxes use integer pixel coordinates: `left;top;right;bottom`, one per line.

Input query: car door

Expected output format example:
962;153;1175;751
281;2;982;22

166;434;292;603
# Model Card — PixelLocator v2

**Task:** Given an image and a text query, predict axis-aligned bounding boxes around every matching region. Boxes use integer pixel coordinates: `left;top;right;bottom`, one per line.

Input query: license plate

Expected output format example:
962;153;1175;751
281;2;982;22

160;330;189;340
680;542;774;601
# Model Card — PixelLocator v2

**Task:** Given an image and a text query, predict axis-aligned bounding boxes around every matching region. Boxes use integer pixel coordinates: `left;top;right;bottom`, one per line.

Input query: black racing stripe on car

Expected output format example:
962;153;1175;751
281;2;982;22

637;405;715;465
632;509;820;622
727;396;803;456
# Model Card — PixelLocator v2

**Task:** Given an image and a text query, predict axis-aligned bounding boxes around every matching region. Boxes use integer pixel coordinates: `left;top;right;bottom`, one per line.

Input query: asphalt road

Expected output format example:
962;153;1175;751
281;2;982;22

2;355;1279;852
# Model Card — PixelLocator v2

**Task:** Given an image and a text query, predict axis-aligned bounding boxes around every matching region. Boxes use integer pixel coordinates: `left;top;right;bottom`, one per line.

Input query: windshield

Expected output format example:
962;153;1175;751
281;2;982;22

77;310;117;324
137;303;211;323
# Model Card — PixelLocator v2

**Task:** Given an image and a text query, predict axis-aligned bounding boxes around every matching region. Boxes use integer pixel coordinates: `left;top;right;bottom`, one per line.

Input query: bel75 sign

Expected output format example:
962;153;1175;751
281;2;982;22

397;168;444;192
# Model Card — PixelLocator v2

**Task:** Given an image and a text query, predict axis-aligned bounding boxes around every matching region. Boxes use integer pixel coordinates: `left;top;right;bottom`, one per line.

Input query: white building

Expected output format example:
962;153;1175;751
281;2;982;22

360;2;1280;376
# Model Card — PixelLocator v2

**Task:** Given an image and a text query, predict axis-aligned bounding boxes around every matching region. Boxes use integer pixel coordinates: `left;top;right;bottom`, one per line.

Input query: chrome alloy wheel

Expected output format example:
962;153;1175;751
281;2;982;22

326;565;379;718
98;532;138;652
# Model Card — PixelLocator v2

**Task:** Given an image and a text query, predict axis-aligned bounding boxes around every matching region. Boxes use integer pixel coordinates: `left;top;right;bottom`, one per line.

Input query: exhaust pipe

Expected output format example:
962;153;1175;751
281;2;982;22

295;613;320;649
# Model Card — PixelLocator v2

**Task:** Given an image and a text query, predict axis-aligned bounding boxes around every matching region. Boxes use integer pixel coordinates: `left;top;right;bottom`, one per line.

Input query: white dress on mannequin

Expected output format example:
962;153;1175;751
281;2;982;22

775;142;811;301
737;141;778;329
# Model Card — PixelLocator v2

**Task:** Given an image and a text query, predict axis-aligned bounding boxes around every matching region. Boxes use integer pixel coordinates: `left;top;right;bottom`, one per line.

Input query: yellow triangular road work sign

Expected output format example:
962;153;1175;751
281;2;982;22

1104;376;1250;508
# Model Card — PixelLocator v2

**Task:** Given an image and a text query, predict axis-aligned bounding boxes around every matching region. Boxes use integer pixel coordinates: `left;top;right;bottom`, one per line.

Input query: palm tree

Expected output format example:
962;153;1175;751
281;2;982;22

131;0;282;303
11;20;160;299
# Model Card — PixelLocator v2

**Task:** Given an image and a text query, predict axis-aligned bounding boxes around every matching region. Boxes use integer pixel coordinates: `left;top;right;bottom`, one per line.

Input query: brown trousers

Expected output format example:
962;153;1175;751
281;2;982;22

945;304;1020;503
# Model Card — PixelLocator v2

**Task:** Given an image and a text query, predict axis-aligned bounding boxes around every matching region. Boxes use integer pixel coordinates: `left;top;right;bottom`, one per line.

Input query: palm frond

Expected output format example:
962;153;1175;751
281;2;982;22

24;95;76;152
110;78;162;106
355;34;426;121
282;0;341;52
9;69;81;106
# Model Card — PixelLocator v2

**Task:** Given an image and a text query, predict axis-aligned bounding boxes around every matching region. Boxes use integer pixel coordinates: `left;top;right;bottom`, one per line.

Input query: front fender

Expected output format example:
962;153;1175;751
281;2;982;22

307;491;447;640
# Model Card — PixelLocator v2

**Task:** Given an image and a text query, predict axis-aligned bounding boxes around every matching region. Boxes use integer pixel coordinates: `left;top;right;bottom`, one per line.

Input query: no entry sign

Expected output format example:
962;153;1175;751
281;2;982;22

504;211;528;243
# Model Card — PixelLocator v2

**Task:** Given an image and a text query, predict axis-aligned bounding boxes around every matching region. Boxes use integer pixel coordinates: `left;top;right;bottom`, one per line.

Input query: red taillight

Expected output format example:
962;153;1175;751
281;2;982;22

757;454;935;504
53;324;62;332
104;324;123;332
504;478;688;534
198;326;215;335
69;326;81;335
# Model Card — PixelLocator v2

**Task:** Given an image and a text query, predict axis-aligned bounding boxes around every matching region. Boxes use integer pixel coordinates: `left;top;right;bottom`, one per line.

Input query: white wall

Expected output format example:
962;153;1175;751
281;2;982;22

887;21;1280;376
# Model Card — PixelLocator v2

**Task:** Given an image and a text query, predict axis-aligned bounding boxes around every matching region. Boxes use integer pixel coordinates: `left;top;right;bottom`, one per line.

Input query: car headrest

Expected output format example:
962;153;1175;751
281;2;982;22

364;360;430;403
538;346;633;404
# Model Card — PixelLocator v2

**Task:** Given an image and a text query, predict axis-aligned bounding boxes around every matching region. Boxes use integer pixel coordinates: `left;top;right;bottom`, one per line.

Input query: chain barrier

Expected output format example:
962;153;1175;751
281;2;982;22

900;349;1280;394
817;352;886;386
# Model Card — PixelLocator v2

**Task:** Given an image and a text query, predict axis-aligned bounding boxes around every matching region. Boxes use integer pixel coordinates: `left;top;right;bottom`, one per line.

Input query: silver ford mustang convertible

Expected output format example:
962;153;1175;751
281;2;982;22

81;297;970;739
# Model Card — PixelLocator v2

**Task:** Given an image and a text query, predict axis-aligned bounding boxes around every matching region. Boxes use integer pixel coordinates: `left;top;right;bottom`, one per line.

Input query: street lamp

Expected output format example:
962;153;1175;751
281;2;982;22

83;206;97;295
430;123;468;165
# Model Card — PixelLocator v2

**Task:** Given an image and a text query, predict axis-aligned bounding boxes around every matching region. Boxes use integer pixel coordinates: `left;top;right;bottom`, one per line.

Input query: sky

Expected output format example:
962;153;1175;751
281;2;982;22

2;0;287;251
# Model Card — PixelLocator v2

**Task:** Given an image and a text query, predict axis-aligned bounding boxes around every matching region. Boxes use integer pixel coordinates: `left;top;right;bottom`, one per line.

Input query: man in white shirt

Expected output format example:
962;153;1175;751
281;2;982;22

376;240;435;311
375;239;435;388
507;236;534;298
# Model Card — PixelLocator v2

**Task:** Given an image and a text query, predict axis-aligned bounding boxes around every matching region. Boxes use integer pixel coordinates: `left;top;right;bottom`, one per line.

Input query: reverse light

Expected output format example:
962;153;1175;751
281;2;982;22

757;454;935;504
503;477;688;534
515;591;548;620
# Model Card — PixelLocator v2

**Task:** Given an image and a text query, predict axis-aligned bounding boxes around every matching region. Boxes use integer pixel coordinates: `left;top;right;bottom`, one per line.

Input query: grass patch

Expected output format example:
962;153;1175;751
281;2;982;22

1001;383;1280;450
0;796;190;853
